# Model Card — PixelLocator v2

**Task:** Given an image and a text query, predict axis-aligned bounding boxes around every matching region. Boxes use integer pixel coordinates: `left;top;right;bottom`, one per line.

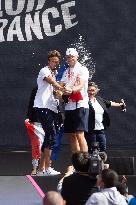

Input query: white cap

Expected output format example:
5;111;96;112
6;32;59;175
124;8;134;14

66;48;78;56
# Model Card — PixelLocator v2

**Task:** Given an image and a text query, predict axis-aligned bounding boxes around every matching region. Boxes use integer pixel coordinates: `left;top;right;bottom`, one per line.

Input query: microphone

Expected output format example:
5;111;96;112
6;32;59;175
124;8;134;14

120;99;126;112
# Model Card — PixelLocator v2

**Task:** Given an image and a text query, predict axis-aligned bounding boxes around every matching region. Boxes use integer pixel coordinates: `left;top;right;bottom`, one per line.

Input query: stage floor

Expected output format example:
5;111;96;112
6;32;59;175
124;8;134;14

0;176;43;205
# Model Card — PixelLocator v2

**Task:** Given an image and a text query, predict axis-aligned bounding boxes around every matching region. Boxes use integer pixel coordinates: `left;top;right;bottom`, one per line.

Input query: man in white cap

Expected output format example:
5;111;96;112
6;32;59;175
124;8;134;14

61;48;89;153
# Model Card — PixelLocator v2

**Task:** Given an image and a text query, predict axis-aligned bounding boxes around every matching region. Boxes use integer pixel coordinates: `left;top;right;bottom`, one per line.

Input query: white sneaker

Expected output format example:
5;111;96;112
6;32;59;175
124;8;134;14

36;169;45;176
44;167;61;176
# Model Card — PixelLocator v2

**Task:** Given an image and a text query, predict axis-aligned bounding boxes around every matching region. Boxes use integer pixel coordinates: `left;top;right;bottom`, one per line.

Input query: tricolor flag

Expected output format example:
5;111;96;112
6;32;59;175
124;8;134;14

25;119;44;160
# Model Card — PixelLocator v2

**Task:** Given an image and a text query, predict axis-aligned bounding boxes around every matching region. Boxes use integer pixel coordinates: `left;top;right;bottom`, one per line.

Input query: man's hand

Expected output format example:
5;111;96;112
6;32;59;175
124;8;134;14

63;86;73;95
54;90;63;97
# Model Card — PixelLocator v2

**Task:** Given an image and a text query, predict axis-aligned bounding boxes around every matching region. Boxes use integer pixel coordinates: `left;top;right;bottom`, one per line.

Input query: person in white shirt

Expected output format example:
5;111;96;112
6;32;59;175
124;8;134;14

86;82;125;153
33;50;64;176
61;48;89;153
85;169;128;205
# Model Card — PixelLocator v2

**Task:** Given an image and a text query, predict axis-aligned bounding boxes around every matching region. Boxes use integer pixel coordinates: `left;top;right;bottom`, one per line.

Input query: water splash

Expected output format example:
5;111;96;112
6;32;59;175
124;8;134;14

69;34;96;80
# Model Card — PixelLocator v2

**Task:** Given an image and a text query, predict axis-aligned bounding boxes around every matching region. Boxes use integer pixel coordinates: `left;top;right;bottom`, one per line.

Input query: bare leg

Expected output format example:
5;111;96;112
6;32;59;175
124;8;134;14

31;167;37;175
44;148;52;169
39;148;52;170
38;152;45;171
69;133;80;153
38;148;52;171
31;159;39;175
76;131;88;152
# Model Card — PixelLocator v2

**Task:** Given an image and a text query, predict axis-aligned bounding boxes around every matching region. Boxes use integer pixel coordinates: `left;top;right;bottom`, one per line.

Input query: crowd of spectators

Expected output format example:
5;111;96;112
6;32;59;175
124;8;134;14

43;151;135;205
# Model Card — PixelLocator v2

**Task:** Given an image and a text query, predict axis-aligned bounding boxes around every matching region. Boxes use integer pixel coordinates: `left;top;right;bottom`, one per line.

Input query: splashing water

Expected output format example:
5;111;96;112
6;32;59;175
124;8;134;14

69;34;96;80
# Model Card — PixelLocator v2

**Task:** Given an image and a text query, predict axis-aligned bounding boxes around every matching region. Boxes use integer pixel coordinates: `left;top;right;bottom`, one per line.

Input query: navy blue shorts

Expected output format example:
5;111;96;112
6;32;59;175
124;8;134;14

35;108;56;150
64;108;89;133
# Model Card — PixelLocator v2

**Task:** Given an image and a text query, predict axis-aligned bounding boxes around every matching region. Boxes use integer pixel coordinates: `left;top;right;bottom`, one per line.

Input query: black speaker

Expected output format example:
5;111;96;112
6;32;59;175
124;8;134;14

107;157;135;175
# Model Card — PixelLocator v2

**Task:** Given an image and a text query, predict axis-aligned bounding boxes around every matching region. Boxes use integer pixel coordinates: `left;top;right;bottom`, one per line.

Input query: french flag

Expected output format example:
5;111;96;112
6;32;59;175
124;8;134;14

25;119;44;160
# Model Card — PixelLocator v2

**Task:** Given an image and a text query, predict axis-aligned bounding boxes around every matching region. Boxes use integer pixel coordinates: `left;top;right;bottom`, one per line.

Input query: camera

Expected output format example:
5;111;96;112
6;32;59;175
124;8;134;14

88;142;107;175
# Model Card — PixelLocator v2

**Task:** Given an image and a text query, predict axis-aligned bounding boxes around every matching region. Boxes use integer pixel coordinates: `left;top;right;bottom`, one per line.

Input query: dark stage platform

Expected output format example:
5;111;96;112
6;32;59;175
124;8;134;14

0;145;136;198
